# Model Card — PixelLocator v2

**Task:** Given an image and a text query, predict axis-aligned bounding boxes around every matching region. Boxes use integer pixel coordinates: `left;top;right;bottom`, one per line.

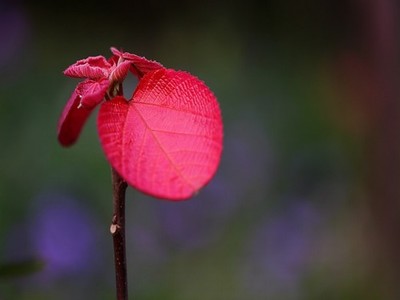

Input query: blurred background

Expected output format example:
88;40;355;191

1;0;400;299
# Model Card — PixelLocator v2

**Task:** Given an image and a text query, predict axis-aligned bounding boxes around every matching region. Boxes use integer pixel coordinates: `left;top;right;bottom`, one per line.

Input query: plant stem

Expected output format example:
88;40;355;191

110;168;128;300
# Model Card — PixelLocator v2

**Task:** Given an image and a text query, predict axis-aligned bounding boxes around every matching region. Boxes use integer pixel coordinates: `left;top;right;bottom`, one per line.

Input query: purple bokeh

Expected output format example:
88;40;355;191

241;199;321;297
0;2;29;76
154;176;236;251
222;113;274;199
29;193;101;281
129;224;169;266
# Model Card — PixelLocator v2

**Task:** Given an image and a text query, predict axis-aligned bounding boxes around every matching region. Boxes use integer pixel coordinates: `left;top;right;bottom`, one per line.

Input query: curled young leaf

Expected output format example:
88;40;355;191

57;88;97;147
77;78;109;108
110;47;164;78
64;56;111;79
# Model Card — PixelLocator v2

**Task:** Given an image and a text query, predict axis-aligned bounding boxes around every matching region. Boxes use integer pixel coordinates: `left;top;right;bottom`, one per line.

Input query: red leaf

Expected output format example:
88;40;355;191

110;47;164;78
97;69;223;200
64;56;111;79
109;60;131;83
58;88;97;146
77;78;109;108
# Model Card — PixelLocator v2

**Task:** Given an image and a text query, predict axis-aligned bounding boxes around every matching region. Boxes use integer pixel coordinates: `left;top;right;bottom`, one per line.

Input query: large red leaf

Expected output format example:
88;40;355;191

97;69;223;200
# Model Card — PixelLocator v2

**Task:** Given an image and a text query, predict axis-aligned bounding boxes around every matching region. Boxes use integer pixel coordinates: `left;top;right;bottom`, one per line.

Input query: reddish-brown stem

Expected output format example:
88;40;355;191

111;168;128;300
117;83;123;96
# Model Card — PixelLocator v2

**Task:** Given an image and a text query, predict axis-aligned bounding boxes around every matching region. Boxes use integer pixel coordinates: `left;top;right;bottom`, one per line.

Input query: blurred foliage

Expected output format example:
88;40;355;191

0;259;44;279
